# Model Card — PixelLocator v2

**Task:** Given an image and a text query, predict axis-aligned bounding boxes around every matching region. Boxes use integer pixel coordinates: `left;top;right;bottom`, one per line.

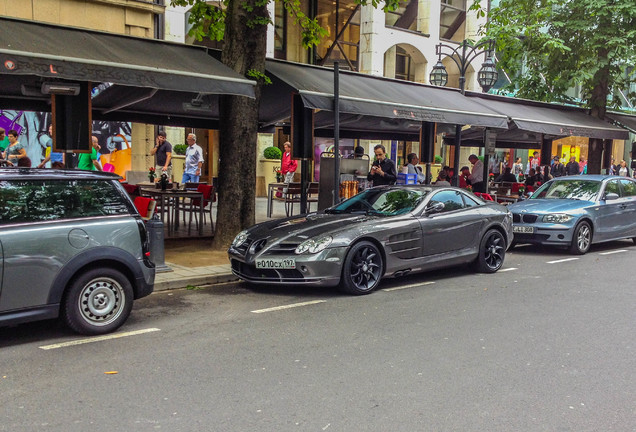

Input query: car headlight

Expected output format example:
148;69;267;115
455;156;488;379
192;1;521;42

295;236;333;254
543;214;574;223
231;230;249;247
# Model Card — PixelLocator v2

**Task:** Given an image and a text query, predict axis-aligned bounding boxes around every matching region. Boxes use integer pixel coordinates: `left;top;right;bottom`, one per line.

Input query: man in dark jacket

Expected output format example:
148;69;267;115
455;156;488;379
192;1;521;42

566;156;580;175
367;144;397;186
551;156;565;177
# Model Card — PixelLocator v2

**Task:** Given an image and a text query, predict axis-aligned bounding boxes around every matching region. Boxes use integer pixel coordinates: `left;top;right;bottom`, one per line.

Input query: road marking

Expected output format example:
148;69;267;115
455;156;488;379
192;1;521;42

251;300;326;314
499;267;518;272
599;249;628;255
383;281;435;292
546;258;579;264
39;328;161;350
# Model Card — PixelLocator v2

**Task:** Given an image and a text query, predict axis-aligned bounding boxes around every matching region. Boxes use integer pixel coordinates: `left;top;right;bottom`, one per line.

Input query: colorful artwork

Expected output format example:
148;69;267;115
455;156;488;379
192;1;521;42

0;110;130;166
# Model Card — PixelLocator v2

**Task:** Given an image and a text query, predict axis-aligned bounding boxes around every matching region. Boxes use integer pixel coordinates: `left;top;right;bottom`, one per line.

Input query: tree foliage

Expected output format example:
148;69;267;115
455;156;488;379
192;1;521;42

471;0;636;113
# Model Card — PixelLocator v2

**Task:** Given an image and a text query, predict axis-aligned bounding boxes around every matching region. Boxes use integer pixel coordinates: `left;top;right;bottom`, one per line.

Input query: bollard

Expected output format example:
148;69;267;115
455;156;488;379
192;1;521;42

146;213;172;273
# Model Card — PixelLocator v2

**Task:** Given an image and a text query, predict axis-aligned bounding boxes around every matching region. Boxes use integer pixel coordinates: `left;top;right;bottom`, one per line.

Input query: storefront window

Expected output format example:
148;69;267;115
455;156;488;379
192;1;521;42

274;0;287;59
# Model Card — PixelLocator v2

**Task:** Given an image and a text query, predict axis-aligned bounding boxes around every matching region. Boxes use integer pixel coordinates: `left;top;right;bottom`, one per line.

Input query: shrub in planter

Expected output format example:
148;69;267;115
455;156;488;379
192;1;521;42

263;146;282;160
434;155;442;164
173;144;187;155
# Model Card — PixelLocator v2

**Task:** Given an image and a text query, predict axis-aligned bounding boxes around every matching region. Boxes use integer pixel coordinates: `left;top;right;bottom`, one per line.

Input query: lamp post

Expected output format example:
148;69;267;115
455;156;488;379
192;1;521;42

430;39;498;187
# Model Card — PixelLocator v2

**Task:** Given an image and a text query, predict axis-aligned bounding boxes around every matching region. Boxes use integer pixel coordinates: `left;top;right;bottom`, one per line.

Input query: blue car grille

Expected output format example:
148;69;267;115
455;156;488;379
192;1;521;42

513;214;538;223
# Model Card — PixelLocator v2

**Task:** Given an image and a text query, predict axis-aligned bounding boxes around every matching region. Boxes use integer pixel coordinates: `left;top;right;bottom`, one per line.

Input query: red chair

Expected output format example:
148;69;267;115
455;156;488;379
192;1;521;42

526;185;535;192
511;183;524;194
133;196;156;221
189;184;216;231
475;192;495;201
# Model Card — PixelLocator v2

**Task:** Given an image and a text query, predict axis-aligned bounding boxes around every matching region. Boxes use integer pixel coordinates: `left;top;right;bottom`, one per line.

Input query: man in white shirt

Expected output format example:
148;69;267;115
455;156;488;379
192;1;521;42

406;153;426;184
182;133;204;183
468;154;485;192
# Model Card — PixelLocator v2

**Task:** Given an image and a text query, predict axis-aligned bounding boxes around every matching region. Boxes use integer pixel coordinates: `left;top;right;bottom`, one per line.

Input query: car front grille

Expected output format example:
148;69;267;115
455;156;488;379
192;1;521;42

513;214;538;223
513;233;550;242
265;243;299;255
231;260;305;282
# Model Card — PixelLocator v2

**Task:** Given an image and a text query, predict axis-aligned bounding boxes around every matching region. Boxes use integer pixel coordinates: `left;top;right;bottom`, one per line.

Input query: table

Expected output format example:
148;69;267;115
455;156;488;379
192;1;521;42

496;194;520;205
266;182;287;218
140;188;204;236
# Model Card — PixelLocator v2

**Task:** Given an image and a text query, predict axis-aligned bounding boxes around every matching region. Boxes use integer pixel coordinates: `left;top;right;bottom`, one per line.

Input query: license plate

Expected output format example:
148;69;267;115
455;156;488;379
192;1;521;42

255;258;296;269
513;225;534;234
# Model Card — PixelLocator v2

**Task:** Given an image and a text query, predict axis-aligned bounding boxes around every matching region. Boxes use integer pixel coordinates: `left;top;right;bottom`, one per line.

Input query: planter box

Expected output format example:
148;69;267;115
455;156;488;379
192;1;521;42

256;159;281;197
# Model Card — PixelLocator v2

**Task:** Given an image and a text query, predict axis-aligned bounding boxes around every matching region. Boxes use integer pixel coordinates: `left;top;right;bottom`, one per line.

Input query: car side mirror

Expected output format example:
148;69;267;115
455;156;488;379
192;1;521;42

425;201;445;214
604;192;619;201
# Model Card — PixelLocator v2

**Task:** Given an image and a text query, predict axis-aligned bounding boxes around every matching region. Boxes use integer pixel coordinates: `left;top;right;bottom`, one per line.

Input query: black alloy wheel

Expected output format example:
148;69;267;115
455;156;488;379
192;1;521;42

339;241;383;295
474;229;506;273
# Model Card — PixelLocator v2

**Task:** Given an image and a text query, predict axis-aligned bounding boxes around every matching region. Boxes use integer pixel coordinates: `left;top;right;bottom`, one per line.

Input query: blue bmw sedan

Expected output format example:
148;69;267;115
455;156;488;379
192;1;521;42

508;175;636;254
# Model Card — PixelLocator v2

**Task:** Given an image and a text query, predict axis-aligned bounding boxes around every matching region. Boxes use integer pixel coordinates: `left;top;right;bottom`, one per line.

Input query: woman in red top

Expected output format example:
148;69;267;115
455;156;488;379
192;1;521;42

281;141;297;183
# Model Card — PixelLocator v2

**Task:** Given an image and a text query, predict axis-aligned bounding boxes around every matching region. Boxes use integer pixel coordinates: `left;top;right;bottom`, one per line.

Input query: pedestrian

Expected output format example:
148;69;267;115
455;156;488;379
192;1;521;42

37;124;65;168
182;133;204;183
0;127;9;154
77;136;102;171
281;141;297;183
608;158;617;175
406;153;425;184
565;156;580;176
433;170;450;186
512;157;523;181
617;160;630;177
459;166;471;189
578;157;587;175
468;154;485;192
551;156;565;177
150;130;173;181
495;167;517;183
4;129;27;166
367;144;396;186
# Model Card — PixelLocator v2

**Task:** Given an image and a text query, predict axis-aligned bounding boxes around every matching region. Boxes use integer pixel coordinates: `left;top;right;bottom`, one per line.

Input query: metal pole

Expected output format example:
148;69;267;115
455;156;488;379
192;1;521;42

333;62;340;206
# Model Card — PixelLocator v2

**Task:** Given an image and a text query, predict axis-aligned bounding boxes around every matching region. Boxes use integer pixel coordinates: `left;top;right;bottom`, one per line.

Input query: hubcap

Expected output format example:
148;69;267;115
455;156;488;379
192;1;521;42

350;247;381;291
78;278;125;326
484;234;504;270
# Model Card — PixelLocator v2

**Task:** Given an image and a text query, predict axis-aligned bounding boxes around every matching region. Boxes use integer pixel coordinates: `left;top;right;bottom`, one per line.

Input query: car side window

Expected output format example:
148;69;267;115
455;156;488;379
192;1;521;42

429;190;464;213
0;179;131;224
619;179;636;197
461;193;479;208
604;180;621;197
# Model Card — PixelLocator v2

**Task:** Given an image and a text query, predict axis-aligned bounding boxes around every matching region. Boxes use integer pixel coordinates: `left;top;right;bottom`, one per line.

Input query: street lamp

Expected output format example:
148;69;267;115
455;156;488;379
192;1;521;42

429;39;498;187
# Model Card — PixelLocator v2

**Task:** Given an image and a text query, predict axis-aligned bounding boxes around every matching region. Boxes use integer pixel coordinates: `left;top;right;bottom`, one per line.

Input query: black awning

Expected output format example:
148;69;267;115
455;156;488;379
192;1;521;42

607;112;636;134
0;17;254;97
467;93;628;140
262;59;509;129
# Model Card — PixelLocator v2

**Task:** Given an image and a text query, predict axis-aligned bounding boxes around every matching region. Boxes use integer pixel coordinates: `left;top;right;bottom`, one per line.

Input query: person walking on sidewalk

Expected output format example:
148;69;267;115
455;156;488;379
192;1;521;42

151;130;173;181
182;133;204;183
281;141;297;183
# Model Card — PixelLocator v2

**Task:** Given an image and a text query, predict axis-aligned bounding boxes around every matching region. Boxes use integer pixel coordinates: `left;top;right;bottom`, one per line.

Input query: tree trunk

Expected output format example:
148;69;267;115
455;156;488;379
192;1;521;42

211;0;267;249
586;48;610;175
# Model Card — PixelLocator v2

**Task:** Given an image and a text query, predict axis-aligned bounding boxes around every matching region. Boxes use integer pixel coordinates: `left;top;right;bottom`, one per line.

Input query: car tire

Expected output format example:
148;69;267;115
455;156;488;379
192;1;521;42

339;241;383;295
62;268;134;335
569;221;592;255
473;229;506;273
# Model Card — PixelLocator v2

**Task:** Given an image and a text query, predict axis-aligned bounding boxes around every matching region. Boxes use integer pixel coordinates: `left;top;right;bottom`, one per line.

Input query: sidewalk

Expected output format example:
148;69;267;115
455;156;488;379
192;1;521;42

154;196;289;291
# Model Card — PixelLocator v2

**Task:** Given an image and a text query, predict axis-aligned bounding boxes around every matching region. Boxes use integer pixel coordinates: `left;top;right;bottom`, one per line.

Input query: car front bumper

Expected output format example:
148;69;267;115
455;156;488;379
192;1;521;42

228;246;347;287
513;223;576;246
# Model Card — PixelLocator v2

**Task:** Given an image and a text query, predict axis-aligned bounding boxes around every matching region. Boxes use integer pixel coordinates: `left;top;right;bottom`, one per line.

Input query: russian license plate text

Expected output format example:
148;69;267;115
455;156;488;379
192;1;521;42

255;258;296;269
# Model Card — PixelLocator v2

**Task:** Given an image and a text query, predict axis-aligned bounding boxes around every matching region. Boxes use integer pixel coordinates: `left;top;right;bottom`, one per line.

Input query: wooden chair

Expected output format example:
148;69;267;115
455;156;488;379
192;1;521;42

284;183;303;217
133;196;157;221
188;184;216;232
306;182;319;212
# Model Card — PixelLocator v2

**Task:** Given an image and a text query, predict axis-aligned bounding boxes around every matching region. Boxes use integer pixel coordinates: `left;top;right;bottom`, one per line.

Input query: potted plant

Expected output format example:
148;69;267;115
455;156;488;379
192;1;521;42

172;144;187;155
257;146;283;196
263;146;282;160
148;166;156;182
171;144;188;182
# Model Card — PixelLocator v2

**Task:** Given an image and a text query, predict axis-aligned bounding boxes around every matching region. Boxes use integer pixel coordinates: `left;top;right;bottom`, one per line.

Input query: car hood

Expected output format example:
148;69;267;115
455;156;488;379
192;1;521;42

508;198;594;214
247;212;381;242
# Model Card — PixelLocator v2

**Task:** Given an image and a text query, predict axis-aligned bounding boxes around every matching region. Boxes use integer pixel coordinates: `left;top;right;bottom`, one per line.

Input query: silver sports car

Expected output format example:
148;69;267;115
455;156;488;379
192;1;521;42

229;185;513;295
508;175;636;254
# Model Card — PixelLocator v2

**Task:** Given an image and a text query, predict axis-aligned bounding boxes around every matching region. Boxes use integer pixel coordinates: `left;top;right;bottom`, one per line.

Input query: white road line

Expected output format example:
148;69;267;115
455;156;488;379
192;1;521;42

39;328;161;350
599;249;628;255
546;258;580;264
382;281;435;292
251;300;326;314
499;268;518;272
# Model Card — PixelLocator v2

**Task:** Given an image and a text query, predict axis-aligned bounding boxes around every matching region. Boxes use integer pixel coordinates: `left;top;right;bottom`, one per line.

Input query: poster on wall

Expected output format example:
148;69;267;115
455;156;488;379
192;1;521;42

0;110;130;166
313;138;356;181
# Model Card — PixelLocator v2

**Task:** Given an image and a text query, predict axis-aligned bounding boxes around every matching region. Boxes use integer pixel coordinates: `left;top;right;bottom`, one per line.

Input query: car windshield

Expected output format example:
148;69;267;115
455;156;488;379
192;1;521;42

530;179;601;201
326;188;429;216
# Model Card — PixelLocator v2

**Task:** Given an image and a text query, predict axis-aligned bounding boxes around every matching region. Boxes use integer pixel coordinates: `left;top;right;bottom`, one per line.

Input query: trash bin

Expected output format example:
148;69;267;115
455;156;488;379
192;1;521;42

146;214;171;273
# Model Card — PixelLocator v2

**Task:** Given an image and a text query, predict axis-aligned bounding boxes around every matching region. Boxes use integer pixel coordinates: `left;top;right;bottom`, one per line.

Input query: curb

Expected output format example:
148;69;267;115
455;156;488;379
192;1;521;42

154;273;238;291
153;262;238;291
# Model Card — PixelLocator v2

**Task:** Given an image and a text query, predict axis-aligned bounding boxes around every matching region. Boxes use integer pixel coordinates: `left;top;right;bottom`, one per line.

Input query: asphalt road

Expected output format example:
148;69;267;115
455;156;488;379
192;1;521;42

1;241;635;432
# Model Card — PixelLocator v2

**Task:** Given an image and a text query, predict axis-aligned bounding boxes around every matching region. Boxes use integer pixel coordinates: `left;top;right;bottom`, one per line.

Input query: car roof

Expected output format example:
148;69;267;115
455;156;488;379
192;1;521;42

553;174;621;181
0;168;122;180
